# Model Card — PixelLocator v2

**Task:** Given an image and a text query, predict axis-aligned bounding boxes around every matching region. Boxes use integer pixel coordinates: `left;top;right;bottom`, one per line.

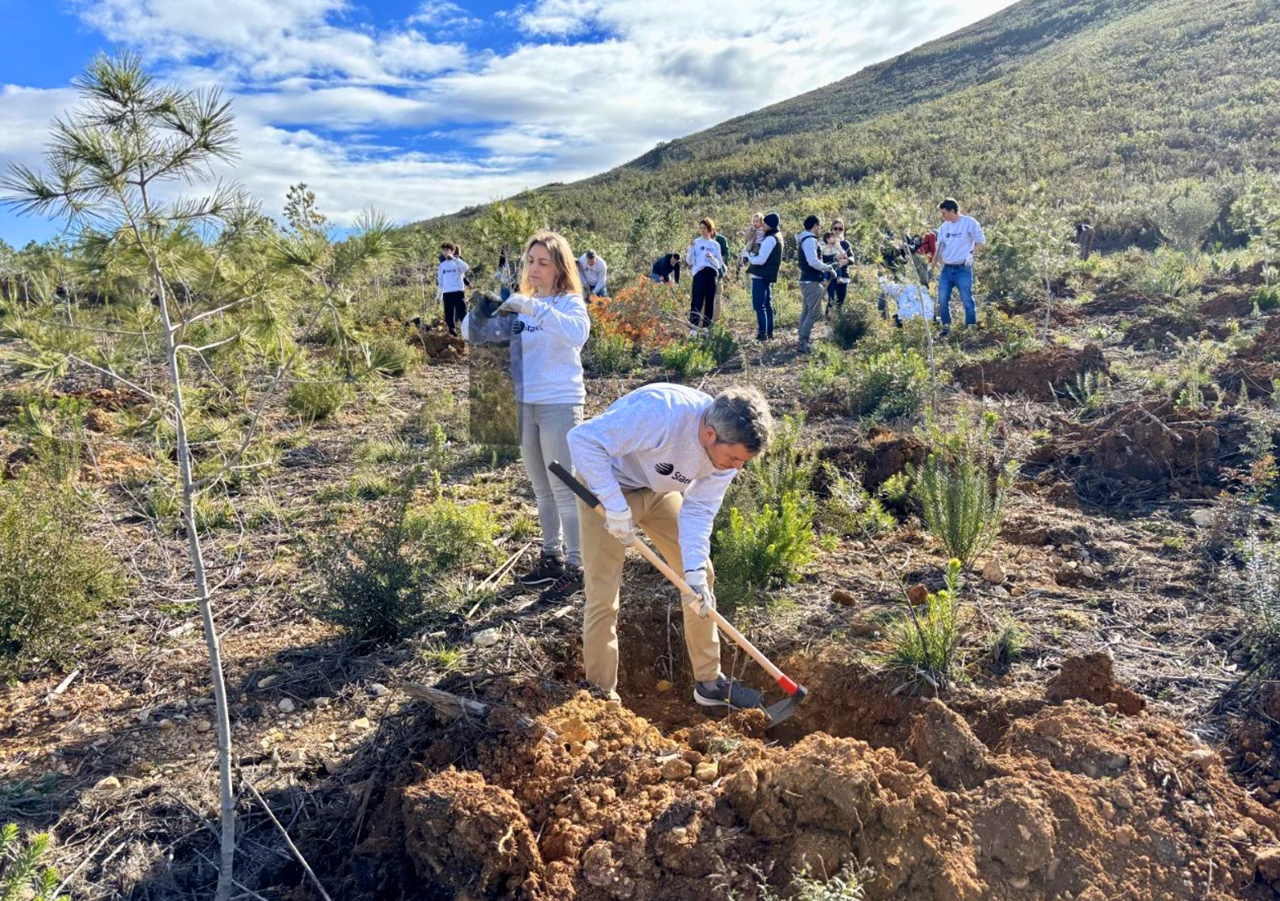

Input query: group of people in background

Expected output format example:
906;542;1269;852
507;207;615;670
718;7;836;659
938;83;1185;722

436;196;988;346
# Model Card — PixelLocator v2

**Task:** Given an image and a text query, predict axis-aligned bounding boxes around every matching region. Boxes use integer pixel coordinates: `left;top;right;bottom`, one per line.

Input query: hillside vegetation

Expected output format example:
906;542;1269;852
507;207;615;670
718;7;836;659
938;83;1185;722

421;0;1279;269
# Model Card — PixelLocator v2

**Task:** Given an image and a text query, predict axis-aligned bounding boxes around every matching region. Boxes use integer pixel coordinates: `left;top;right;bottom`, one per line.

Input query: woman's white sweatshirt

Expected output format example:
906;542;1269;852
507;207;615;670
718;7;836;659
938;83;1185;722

462;292;589;405
686;238;724;277
567;383;737;572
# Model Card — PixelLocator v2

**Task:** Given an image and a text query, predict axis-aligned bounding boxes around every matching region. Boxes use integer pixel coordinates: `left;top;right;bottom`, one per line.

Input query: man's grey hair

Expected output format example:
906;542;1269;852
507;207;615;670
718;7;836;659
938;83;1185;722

704;386;774;453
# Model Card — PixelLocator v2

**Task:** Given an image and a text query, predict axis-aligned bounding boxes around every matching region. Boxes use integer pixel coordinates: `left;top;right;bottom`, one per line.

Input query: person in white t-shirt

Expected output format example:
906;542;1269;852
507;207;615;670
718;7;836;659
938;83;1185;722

462;230;590;603
577;250;607;298
686;218;725;334
929;198;986;336
436;242;470;336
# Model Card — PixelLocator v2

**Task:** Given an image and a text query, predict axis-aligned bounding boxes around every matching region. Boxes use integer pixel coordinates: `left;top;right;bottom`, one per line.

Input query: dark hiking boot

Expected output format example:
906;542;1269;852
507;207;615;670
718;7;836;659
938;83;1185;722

539;563;584;603
518;552;564;587
694;676;764;710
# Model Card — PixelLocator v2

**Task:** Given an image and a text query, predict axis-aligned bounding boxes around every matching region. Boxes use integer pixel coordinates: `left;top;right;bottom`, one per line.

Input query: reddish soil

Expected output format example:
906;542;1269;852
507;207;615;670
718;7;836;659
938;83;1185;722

366;673;1280;901
419;332;467;362
1045;651;1146;716
953;344;1106;402
814;425;926;494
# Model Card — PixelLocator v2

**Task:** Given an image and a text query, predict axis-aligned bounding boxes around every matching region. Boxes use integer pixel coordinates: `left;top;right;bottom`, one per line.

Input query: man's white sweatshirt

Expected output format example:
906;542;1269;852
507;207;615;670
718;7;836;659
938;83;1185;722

461;292;589;405
567;383;736;572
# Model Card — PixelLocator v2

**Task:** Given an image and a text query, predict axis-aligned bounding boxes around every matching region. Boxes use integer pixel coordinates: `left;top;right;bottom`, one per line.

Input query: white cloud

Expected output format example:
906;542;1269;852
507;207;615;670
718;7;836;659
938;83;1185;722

407;0;483;31
0;0;1020;240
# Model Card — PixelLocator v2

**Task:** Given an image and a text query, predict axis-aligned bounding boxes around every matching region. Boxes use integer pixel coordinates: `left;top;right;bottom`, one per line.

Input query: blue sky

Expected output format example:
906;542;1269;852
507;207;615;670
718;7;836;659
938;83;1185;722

0;0;1018;246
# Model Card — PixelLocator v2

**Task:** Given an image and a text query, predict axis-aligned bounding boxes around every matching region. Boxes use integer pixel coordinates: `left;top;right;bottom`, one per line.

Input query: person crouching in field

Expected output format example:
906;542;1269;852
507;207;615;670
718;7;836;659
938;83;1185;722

568;384;775;710
687;218;725;335
461;231;591;603
437;242;469;336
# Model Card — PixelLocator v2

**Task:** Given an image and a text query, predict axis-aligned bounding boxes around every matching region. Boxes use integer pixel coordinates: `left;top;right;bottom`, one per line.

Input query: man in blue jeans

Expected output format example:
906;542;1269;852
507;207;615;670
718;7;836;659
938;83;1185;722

929;198;986;336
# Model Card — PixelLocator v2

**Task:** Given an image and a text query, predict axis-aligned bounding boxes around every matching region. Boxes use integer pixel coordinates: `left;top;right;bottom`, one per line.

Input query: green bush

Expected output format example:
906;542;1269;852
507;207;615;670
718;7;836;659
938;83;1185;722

698;321;740;365
0;824;63;901
713;491;815;606
829;303;872;350
886;558;968;688
911;446;1012;570
585;331;639;376
404;496;503;574
362;334;418;377
819;464;897;537
1253;285;1280;312
758;865;866;901
660;341;716;380
1238;535;1280;673
986;614;1026;671
0;477;122;676
311;473;496;643
287;371;351;422
847;347;928;421
799;343;847;398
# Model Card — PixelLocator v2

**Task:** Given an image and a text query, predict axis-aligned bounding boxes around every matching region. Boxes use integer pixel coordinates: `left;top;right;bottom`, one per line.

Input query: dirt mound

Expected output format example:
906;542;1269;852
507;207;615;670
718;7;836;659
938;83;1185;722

419;332;466;363
1045;652;1146;716
1028;401;1242;507
374;684;1280;901
403;769;548;898
953;344;1106;402
814;426;926;494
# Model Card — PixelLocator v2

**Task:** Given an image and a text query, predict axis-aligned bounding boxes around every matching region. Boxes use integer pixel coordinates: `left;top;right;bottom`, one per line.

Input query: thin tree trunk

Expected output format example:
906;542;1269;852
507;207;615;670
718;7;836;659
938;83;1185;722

153;264;237;900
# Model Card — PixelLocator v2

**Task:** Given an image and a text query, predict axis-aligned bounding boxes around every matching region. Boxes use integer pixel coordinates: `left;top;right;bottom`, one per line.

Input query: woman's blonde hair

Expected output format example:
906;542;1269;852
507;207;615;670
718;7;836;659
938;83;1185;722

519;229;583;297
700;217;717;236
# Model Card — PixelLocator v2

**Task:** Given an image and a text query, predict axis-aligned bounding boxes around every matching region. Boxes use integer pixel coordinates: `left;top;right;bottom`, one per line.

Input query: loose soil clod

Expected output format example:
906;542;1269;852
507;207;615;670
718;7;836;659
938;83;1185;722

364;673;1280;901
953;344;1106;402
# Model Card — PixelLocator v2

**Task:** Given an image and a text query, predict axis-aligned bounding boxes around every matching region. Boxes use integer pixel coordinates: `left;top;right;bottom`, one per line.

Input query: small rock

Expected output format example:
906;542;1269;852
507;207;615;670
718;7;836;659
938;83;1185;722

1191;509;1215;528
694;761;719;783
312;696;332;709
982;559;1006;585
655;680;673;693
1257;846;1280;881
1009;876;1030;890
370;683;390;698
48;706;72;720
992;585;1010;598
472;628;502;648
661;758;693;781
907;583;929;607
830;588;857;607
287;749;305;764
257;674;280;690
277;698;296;714
94;776;122;791
348;717;371;733
195;719;212;733
159;719;176;730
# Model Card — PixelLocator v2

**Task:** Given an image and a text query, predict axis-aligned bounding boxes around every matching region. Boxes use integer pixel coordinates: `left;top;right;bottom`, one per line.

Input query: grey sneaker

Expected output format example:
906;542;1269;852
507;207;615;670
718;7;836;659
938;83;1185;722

694;677;764;710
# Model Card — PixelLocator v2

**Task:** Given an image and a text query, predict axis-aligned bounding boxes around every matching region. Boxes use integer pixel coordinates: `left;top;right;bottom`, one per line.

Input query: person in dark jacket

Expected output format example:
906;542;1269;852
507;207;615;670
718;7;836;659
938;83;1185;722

742;212;782;342
651;253;682;284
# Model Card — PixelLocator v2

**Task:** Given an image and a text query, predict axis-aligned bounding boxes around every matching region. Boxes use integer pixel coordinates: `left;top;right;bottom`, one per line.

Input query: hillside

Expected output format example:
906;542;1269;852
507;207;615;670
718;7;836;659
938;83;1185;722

422;0;1280;261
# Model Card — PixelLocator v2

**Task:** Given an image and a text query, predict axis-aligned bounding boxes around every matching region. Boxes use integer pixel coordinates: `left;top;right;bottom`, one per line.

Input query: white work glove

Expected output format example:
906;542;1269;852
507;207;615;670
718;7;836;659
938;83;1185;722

498;294;536;316
683;569;714;619
604;508;635;546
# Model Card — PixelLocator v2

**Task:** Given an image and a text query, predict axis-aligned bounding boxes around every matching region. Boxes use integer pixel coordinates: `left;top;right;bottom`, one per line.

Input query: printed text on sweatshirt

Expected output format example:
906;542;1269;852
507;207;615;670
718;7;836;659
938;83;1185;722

437;258;469;293
567;383;736;572
462;293;589;405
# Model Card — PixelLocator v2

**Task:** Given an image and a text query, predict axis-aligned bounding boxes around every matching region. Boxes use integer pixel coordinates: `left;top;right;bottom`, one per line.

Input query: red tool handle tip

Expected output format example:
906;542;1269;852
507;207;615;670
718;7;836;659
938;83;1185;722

778;676;799;695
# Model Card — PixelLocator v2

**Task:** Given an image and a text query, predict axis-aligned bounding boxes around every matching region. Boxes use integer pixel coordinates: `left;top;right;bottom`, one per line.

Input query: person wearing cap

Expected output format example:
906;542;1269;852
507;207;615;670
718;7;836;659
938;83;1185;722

929;198;986;336
577;250;608;298
742;212;782;342
795;214;837;354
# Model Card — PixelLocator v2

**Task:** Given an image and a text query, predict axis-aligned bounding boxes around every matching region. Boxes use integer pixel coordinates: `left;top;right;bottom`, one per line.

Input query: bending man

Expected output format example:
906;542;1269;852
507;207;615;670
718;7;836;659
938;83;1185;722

567;384;774;710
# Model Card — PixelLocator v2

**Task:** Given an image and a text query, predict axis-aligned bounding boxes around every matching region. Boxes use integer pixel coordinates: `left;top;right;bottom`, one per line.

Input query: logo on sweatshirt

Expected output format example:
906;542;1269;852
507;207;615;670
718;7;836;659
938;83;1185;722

654;462;691;484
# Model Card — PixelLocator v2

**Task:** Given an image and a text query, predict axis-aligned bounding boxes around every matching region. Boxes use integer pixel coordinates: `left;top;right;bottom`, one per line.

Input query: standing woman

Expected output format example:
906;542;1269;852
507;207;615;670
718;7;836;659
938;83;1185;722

742;212;781;342
827;219;853;317
437;242;470;336
461;231;591;602
686;218;724;335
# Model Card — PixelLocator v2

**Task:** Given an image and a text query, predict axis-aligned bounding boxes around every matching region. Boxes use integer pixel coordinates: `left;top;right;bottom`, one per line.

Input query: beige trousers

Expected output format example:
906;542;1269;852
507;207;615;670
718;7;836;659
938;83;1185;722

579;487;721;693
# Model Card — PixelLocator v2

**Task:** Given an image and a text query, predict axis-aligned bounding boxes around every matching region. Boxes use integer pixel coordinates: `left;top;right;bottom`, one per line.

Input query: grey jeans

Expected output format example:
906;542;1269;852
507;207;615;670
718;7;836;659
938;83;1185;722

520;402;584;566
797;280;826;347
